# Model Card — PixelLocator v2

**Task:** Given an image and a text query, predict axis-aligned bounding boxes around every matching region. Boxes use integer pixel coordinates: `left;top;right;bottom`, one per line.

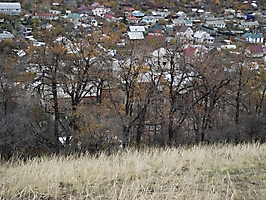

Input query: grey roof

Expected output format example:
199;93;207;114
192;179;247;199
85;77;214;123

129;26;145;32
127;32;144;40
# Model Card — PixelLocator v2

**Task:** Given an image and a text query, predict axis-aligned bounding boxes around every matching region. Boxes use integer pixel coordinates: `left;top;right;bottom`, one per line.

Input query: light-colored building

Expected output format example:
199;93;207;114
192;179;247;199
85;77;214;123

141;16;157;24
0;31;14;41
91;3;107;17
175;26;194;40
194;31;213;43
205;20;226;29
129;25;145;32
242;32;264;43
127;32;144;40
33;12;59;20
246;33;264;44
0;2;21;15
239;21;259;30
172;18;192;27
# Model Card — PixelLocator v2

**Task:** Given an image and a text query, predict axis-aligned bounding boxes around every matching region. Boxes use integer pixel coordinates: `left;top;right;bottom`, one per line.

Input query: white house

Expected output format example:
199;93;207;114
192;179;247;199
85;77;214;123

239;21;259;30
194;31;213;43
151;10;170;18
141;16;157;24
33;12;59;20
90;3;107;17
0;2;21;15
172;17;193;27
127;32;144;40
246;33;264;44
175;26;194;40
127;25;146;40
242;32;264;43
205;20;226;29
129;25;145;32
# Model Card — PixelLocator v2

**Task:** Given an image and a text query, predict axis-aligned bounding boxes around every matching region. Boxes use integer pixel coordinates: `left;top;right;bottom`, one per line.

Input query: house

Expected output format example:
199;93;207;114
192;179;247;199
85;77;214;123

184;45;197;58
104;14;115;22
129;26;145;32
205;20;226;29
151;10;170;18
0;31;14;42
132;10;145;18
184;45;209;56
239;21;259;30
33;12;59;20
164;25;174;36
68;13;81;23
0;2;21;15
175;26;194;40
141;16;158;24
194;31;214;43
245;33;264;44
90;3;107;17
246;44;264;57
127;32;144;40
175;11;187;18
148;23;163;34
127;15;139;24
172;17;192;27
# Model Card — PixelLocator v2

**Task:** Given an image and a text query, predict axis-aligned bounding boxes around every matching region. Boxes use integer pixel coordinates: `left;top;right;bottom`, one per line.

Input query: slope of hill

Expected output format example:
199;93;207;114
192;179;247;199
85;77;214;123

1;143;266;199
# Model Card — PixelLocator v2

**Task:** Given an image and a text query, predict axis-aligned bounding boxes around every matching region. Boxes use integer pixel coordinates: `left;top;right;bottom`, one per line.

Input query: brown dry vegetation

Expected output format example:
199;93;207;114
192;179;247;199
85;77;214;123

1;143;266;199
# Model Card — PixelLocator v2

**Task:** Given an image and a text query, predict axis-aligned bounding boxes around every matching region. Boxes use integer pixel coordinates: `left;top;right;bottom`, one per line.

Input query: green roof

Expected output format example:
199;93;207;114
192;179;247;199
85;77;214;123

68;13;80;19
248;33;263;38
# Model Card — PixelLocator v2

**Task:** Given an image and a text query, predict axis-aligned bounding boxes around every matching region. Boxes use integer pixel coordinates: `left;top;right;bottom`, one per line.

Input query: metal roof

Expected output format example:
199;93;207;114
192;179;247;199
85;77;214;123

0;2;21;9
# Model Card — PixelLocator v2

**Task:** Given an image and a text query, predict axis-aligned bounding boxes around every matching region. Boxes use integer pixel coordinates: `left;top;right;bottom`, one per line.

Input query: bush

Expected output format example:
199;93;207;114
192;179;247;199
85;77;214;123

0;39;16;54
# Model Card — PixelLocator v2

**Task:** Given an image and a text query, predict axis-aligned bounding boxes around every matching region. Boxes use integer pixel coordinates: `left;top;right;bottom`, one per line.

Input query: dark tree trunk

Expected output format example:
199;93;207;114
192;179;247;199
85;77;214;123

52;80;60;138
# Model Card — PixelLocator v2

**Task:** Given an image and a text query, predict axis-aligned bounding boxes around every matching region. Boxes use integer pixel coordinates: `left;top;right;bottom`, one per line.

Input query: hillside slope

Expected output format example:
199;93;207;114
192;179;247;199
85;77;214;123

1;143;266;199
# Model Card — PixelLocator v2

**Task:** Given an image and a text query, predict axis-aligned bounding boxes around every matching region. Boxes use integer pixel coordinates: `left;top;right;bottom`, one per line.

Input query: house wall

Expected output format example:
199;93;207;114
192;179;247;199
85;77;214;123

247;37;264;44
205;21;225;28
92;7;107;17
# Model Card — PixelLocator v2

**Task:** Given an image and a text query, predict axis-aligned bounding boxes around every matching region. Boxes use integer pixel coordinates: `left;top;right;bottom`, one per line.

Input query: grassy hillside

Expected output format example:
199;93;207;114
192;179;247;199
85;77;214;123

1;143;266;199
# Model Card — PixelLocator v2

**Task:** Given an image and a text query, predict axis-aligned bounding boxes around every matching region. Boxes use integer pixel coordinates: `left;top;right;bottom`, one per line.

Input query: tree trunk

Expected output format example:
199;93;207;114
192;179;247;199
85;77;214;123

52;80;60;138
168;109;175;144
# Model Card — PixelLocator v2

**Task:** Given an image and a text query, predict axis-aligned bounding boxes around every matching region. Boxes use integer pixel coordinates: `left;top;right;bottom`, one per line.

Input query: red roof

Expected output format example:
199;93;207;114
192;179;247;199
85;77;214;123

248;44;263;54
104;14;115;19
184;46;197;57
123;6;135;11
78;5;89;11
127;16;138;21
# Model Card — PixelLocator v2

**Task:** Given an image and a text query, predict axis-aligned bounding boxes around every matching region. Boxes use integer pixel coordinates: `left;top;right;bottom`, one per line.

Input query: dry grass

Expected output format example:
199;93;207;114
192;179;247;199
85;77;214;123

1;143;266;199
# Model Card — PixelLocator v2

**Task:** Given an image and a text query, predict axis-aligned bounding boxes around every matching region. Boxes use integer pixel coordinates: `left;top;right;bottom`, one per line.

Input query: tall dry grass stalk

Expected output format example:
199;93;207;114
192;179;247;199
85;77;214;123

1;143;266;199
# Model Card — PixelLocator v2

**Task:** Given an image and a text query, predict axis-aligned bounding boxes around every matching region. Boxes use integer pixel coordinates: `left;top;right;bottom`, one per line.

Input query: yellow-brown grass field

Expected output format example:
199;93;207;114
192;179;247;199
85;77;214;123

1;143;266;199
